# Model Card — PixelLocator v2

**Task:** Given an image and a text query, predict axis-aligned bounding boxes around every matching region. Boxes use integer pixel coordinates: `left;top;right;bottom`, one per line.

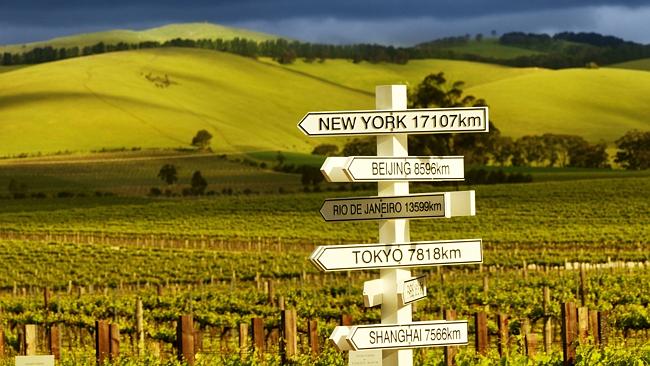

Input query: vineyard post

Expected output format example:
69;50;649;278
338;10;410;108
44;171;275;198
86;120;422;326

598;311;608;348
95;320;109;365
239;323;248;358
376;85;413;366
176;315;195;366
251;317;264;356
577;307;588;344
497;314;509;357
579;267;586;306
543;286;552;352
525;333;537;359
49;325;61;360
474;312;488;355
443;309;458;366
561;302;577;365
109;324;120;361
588;310;599;345
341;314;353;326
307;319;319;355
280;309;297;363
0;325;4;357
136;297;144;355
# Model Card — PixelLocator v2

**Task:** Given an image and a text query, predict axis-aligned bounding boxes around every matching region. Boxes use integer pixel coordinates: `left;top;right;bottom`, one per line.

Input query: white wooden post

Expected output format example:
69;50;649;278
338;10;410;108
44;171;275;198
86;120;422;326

376;85;412;366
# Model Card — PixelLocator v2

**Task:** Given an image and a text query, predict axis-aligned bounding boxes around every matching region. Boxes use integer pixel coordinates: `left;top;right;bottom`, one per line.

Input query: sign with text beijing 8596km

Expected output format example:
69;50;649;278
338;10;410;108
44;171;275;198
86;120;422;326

298;107;488;136
346;320;468;351
310;239;483;272
321;156;464;182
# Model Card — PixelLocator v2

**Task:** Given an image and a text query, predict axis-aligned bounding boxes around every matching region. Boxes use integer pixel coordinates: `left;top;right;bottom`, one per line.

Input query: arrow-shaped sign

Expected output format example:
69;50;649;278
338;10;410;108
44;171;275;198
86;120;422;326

310;239;483;272
330;326;353;351
398;275;427;306
298;107;489;136
319;190;474;222
321;156;464;182
346;320;468;351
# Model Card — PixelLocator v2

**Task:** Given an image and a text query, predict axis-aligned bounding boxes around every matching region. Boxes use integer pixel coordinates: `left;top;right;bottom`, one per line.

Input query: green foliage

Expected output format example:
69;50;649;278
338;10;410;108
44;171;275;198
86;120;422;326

615;130;650;170
191;130;213;150
310;144;339;157
158;164;178;185
190;171;208;195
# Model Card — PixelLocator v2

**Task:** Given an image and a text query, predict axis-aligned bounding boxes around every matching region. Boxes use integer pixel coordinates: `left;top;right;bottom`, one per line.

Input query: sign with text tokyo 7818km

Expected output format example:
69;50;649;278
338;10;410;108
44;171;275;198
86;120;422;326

298;107;488;136
310;239;483;272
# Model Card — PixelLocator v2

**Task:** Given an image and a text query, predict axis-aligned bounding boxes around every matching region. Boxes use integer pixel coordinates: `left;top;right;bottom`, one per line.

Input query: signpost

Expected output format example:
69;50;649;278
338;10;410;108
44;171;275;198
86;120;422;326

298;107;488;136
299;85;489;366
310;239;483;272
321;156;465;182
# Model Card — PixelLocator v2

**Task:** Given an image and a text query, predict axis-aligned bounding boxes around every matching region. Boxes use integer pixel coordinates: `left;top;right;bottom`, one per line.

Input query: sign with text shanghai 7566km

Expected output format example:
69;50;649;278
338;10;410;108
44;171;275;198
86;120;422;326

346;320;469;351
310;239;483;272
298;107;488;136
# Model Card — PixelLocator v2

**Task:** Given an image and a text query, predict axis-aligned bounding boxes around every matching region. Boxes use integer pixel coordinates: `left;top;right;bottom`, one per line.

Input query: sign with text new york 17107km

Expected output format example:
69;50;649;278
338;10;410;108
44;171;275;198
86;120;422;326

310;239;482;272
321;156;464;182
298;107;488;136
346;320;468;351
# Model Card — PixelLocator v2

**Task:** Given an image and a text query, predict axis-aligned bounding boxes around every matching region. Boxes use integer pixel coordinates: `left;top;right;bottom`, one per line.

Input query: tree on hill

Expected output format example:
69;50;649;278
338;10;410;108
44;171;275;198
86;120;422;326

615;130;650;170
311;144;339;156
191;130;213;150
158;164;178;185
190;171;208;195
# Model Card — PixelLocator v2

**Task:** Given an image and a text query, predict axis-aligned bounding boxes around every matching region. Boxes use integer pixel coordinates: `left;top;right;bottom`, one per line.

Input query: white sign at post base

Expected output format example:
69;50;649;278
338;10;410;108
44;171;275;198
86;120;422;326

346;320;468;351
321;156;464;182
310;239;483;272
298;107;489;136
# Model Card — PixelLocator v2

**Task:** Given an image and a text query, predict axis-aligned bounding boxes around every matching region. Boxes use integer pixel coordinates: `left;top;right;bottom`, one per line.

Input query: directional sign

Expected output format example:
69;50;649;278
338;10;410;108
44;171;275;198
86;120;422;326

346;320;468;351
398;275;427;306
363;279;383;307
330;326;353;351
321;156;464;182
310;239;483;272
320;190;474;222
298;107;489;136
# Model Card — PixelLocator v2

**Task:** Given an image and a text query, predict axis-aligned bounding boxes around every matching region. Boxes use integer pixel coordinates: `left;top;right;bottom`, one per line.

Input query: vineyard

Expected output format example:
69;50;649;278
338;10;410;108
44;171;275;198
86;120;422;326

0;174;648;364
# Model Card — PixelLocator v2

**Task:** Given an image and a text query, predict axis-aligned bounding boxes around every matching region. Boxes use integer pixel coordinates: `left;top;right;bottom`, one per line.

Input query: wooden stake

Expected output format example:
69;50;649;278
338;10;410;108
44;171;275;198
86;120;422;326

525;333;537;359
474;312;489;356
280;309;297;363
577;307;588;344
239;323;248;358
251;318;264;355
497;314;509;357
95;320;109;365
109;324;120;361
562;302;577;366
543;286;552;353
443;309;458;366
308;319;319;355
50;325;61;360
176;315;194;366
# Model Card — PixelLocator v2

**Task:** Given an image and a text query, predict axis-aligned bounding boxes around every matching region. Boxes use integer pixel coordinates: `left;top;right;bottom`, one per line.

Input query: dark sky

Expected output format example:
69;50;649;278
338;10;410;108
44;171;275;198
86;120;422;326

2;0;650;45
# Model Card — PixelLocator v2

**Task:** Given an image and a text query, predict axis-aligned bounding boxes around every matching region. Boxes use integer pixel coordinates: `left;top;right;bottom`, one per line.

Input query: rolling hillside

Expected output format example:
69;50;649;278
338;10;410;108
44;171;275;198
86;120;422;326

611;58;650;71
1;46;649;157
0;48;372;156
270;59;650;142
0;22;281;54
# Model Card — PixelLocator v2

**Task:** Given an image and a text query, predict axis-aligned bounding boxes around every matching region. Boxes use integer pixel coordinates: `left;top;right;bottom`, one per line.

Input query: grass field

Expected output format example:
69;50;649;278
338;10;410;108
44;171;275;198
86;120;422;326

0;151;302;196
611;58;650;71
0;22;281;54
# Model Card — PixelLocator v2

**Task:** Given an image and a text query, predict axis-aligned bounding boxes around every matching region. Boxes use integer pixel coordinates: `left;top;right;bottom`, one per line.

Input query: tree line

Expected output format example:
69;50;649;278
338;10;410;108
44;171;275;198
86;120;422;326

4;31;648;68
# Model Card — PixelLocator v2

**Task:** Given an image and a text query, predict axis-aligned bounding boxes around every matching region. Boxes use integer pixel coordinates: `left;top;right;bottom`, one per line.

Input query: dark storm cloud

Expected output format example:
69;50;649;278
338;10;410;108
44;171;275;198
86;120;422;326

2;0;650;45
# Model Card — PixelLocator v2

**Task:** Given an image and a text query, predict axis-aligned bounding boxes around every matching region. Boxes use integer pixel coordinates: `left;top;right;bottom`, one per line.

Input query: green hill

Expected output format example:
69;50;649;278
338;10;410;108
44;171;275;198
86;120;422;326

0;22;281;53
269;59;650;142
610;58;650;71
416;38;544;60
0;48;371;156
2;48;648;157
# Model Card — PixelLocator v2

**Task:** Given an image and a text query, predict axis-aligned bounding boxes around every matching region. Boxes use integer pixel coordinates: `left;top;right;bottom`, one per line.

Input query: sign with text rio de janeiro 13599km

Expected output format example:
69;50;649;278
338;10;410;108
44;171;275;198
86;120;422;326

298;107;488;136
